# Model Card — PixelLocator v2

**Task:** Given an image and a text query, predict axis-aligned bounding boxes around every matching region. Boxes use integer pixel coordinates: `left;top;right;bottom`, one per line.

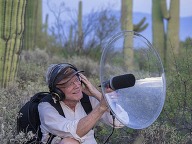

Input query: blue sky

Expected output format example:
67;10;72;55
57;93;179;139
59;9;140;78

43;0;192;19
42;0;192;41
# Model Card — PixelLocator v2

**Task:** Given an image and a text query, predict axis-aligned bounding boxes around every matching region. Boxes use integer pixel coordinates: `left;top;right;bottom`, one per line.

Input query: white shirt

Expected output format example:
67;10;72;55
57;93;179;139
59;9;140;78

38;96;125;144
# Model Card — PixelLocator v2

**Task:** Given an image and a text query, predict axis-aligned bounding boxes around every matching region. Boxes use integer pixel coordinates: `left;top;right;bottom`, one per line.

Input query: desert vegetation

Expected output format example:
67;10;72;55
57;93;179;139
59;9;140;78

0;39;192;143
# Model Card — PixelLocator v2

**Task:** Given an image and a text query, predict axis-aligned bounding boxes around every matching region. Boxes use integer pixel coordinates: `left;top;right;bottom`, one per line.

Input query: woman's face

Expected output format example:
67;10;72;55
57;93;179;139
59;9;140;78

56;75;83;102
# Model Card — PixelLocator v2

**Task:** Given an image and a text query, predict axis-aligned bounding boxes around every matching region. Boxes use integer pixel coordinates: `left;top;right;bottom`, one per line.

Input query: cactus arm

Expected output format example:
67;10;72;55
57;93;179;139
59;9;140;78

133;17;148;32
160;0;170;19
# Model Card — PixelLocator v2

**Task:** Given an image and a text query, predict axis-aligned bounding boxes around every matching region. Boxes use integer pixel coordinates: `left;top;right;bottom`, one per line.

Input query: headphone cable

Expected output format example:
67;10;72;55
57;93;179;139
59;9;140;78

103;113;115;144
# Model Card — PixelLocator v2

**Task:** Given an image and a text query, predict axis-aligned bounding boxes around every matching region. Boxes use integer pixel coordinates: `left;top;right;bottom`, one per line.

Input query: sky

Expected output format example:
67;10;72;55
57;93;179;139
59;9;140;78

42;0;192;41
43;0;192;20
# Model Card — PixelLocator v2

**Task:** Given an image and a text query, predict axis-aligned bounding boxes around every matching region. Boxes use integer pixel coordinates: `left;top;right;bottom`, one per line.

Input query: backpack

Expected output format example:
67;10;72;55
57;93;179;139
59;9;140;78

17;92;92;144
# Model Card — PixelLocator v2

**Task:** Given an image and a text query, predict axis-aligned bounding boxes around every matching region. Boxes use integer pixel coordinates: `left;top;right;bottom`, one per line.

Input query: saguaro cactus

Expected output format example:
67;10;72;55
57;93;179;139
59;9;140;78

0;0;27;87
152;0;180;65
23;0;42;50
121;0;133;31
152;0;167;63
34;0;42;48
166;0;180;56
121;0;148;70
121;0;134;70
77;0;83;53
68;25;73;49
43;14;49;34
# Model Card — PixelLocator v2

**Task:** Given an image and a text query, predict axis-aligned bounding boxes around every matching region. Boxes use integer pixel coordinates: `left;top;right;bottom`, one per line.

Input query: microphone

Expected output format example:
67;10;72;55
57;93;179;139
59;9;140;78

100;74;136;90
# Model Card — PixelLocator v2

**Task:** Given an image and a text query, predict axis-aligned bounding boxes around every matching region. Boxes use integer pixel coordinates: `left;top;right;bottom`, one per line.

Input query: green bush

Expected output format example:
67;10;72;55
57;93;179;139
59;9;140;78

161;42;192;134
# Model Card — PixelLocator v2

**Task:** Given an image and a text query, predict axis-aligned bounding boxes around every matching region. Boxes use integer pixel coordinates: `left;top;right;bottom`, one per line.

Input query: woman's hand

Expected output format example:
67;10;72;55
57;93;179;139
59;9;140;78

79;73;102;101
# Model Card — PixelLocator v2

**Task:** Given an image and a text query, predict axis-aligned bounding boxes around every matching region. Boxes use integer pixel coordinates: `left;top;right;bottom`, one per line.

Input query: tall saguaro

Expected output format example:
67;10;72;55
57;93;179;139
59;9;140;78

0;0;27;87
77;0;83;53
152;0;180;66
23;0;42;50
152;0;167;64
121;0;133;31
121;0;134;70
166;0;180;56
121;0;148;70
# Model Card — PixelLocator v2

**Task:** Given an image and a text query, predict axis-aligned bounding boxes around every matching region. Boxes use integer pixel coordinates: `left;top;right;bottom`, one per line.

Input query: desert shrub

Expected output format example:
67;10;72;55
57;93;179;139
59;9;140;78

0;82;47;143
95;122;138;144
161;42;192;134
140;122;192;144
67;55;100;77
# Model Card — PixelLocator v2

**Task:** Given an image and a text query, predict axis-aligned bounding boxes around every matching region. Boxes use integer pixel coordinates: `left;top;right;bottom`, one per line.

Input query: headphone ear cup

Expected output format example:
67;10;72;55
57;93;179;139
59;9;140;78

51;88;65;101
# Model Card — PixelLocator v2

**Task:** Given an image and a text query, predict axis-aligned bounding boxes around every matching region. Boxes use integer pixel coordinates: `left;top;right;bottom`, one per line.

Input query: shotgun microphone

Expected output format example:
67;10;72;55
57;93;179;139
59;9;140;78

100;74;136;90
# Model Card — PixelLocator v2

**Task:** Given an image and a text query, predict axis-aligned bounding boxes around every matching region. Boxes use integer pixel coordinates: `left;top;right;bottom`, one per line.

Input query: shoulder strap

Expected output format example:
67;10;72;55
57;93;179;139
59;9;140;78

41;93;92;117
80;93;93;115
41;94;65;117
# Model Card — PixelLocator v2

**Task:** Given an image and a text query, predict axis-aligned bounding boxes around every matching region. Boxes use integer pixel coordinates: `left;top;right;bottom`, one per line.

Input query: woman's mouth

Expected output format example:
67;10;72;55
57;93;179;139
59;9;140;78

72;89;81;94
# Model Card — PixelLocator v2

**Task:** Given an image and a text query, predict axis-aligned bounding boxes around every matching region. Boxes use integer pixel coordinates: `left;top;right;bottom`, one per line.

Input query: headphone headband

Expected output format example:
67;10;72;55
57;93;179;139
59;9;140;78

48;63;78;91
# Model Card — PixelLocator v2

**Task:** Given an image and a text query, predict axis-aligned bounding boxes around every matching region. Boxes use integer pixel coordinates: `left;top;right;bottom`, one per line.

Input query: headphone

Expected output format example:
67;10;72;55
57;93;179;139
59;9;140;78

48;63;78;101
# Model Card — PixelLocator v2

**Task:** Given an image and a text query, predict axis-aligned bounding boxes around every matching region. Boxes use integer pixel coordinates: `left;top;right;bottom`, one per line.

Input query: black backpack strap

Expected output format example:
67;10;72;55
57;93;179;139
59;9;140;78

50;100;65;117
40;94;65;144
41;93;92;117
40;94;65;117
80;93;93;115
